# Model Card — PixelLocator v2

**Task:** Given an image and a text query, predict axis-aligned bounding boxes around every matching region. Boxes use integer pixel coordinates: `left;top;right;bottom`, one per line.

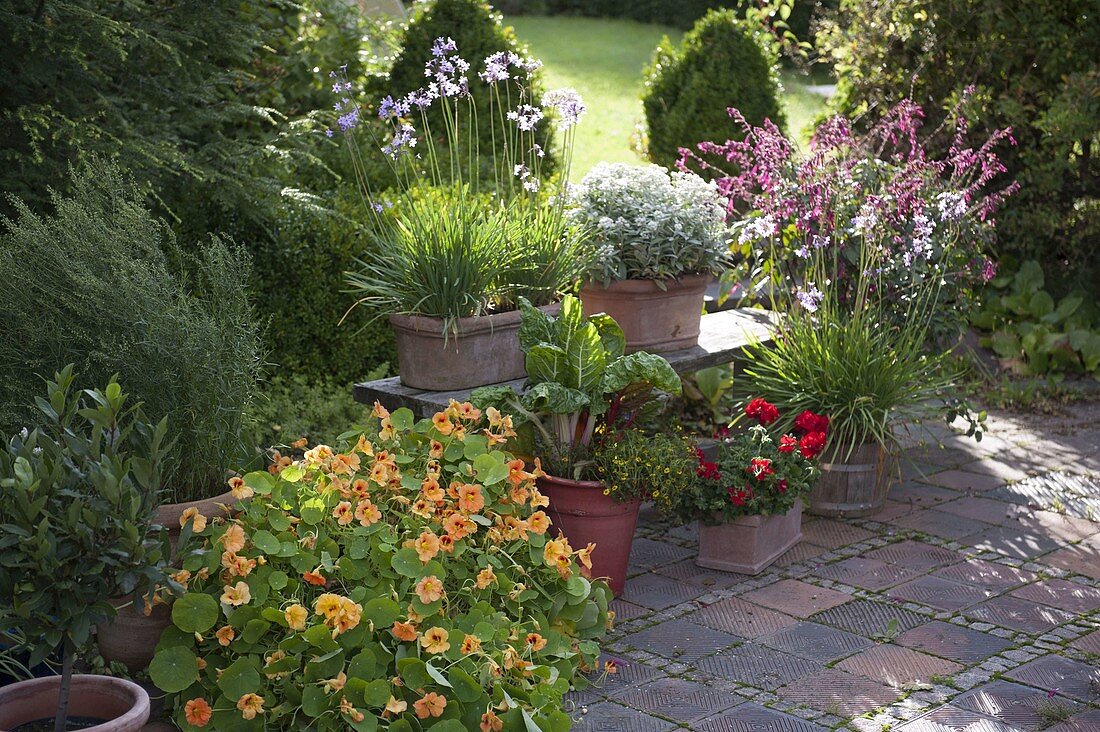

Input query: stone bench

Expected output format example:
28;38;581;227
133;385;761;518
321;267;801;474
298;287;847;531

353;307;776;417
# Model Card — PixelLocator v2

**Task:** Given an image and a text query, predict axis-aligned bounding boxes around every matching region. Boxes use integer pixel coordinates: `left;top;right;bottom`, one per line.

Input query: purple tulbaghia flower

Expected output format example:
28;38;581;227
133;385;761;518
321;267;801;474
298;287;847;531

371;202;384;213
331;82;342;94
377;95;407;120
324;128;334;138
381;123;417;158
431;37;457;57
523;177;541;193
736;214;777;245
796;285;824;313
529;143;546;159
543;88;586;129
936;191;968;220
507;104;543;132
404;88;435;111
336;106;360;132
479;51;512;83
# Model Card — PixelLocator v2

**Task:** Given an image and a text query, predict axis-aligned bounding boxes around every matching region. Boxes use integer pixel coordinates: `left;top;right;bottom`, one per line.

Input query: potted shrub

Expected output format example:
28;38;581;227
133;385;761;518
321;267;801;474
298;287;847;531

472;296;682;594
149;400;612;730
569;162;730;352
340;39;592;390
0;368;172;731
662;398;826;573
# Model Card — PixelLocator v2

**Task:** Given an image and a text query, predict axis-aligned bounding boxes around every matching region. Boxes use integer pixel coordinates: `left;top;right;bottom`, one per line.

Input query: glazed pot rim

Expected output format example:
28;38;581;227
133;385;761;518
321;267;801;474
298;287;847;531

0;674;150;731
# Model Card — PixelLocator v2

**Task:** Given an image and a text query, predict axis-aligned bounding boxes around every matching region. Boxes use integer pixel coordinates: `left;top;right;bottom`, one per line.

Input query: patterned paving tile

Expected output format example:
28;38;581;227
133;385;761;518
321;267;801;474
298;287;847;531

809;599;928;637
758;621;873;663
836;644;964;688
954;680;1082;729
1047;709;1100;732
652;559;752;589
936;497;1017;525
775;667;900;716
920;469;1007;492
696;703;830;732
969;525;1064;560
988;473;1100;520
896;621;1014;664
965;595;1077;634
1010;578;1100;614
617;618;740;662
864;539;966;570
696;643;824;691
887;575;997;611
609;599;649;621
611;677;741;723
686;597;799;639
773;541;829;567
932;559;1037;591
1070;629;1100;655
800;519;877;549
1008;510;1100;543
584;654;663;693
893;481;965;504
628;537;695;572
740;579;852;618
894;508;992;540
620;573;710;610
1006;655;1100;703
570;700;678;732
897;704;1026;732
1043;540;1100;580
811;556;925;590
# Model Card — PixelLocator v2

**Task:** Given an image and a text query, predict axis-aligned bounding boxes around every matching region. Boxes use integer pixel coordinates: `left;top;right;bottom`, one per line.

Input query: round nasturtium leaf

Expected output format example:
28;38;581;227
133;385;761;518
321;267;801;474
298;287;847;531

171;592;220;633
216;658;262;701
149;645;199;693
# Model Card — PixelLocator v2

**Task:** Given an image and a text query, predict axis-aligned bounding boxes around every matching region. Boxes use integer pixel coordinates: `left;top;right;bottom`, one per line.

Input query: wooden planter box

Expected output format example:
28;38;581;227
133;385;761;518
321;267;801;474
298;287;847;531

808;443;896;518
696;502;803;575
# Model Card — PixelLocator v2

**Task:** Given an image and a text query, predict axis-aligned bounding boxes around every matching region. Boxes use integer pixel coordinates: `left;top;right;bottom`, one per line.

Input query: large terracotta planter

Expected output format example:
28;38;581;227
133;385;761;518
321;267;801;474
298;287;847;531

580;273;710;353
808;443;896;517
538;474;640;595
155;490;235;542
0;675;150;732
697;502;803;575
390;304;560;391
96;600;172;672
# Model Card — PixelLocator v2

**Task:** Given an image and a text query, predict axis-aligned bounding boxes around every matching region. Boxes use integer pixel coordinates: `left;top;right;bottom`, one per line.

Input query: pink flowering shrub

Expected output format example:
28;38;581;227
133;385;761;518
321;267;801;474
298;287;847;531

681;94;1019;333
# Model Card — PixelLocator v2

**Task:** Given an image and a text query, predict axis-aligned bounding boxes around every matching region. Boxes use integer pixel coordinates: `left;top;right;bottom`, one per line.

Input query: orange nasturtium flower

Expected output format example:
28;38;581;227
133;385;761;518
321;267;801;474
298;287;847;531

227;476;254;501
220;523;246;554
340;695;365;722
315;593;343;619
431;411;454;435
420;626;451;654
302;569;326;586
220;581;251;606
332;500;354;526
384;696;407;718
527;510;551;535
413;531;441;562
391;620;418;642
236;693;264;720
475;567;496;589
544;538;573;578
413;692;447;719
184;698;212;727
284;604;308;630
460;634;482;654
355;499;382;527
481;710;504;732
179;507;207;533
215;625;235;646
525;632;548;652
415;575;444;604
457;483;485;513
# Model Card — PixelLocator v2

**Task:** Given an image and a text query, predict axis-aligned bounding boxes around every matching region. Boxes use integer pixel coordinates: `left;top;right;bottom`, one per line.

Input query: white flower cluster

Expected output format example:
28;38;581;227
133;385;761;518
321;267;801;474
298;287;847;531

569;163;730;282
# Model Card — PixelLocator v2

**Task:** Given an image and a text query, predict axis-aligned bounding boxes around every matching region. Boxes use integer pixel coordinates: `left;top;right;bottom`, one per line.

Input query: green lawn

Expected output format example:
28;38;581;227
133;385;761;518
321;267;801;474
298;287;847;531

506;15;831;180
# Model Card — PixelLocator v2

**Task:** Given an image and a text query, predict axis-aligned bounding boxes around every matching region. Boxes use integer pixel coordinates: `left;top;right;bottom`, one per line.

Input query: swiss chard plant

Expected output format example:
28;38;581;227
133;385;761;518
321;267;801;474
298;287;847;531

472;296;681;479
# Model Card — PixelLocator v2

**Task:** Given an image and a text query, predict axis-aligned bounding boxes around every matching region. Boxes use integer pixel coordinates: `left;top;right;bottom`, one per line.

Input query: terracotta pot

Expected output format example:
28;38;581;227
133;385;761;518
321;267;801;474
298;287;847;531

390;303;560;391
0;675;150;732
95;600;172;673
696;502;803;575
155;490;235;541
537;474;640;596
808;443;896;518
579;273;710;353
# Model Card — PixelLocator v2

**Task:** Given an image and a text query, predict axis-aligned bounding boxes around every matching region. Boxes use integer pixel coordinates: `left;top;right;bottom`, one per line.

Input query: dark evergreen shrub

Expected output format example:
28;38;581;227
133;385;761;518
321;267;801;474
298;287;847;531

642;8;786;172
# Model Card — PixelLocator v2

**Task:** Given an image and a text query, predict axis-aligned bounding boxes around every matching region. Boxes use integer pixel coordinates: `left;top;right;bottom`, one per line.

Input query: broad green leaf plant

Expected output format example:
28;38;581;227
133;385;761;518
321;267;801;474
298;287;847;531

472;296;681;479
0;367;172;732
153;400;611;731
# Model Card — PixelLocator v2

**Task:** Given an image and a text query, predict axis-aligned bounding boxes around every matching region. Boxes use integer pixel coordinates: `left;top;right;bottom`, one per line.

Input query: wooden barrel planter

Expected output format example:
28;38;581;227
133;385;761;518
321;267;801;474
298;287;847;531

807;443;896;518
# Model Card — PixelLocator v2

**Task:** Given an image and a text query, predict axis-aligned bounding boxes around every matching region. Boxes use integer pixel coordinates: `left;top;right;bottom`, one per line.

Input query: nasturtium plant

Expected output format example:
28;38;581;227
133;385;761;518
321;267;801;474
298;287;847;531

155;401;612;731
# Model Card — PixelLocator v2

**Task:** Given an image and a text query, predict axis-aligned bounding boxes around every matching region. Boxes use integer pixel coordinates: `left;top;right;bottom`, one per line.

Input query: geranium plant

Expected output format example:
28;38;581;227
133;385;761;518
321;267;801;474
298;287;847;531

471;296;681;479
569;162;730;287
151;400;611;731
0;367;172;732
661;399;827;524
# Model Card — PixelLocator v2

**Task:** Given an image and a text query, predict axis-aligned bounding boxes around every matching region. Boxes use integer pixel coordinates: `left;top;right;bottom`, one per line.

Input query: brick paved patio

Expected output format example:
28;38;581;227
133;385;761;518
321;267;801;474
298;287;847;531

567;400;1100;731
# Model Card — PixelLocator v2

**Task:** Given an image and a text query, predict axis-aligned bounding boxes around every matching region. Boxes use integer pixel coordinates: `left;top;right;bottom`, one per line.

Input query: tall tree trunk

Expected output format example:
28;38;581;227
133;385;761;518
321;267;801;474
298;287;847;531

54;641;75;732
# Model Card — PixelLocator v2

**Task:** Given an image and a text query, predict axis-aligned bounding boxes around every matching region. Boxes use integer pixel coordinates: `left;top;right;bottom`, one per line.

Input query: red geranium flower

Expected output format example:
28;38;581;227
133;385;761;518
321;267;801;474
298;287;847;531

778;435;798;453
798;431;827;459
727;486;753;506
777;479;788;493
745;398;780;426
748;458;774;480
793;410;829;436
